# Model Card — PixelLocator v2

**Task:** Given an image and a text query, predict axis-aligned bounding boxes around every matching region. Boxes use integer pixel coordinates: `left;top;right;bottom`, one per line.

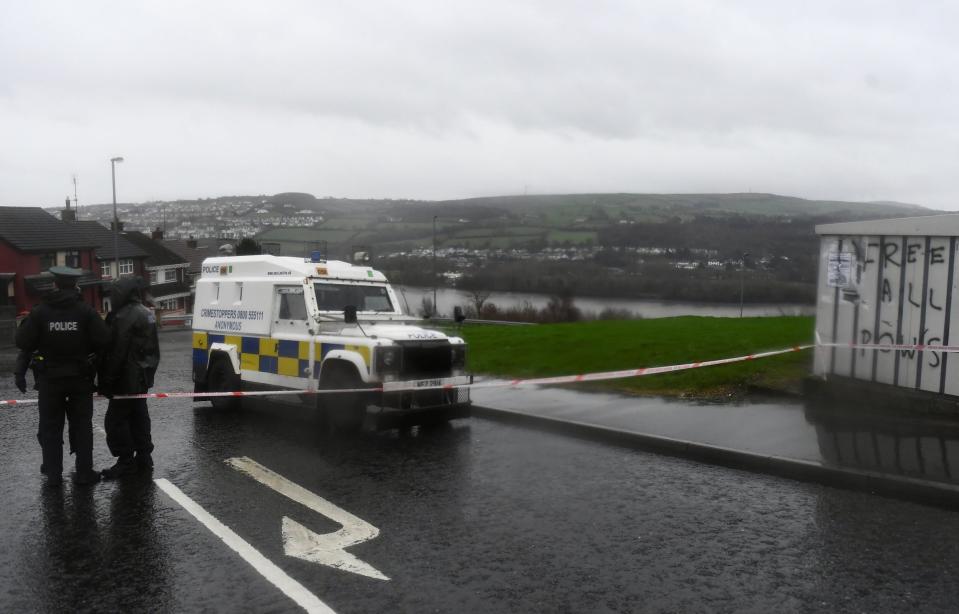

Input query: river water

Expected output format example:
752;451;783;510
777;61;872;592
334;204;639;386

395;286;814;319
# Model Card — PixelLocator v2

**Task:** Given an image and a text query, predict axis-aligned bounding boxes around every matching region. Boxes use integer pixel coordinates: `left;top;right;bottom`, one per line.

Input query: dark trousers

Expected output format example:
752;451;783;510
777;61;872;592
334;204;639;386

104;398;154;459
37;375;94;475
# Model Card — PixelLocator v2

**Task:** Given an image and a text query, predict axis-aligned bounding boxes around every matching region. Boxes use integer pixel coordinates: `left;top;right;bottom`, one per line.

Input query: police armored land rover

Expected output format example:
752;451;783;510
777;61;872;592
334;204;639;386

191;254;471;431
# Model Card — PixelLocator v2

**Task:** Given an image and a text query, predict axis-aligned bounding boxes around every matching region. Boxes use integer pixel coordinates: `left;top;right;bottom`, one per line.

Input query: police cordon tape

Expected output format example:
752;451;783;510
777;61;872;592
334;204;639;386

8;339;952;407
816;341;959;353
2;344;817;407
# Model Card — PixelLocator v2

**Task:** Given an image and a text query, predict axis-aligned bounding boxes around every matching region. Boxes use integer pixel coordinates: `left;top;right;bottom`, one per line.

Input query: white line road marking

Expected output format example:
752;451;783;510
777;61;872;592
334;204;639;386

226;456;390;581
154;478;337;614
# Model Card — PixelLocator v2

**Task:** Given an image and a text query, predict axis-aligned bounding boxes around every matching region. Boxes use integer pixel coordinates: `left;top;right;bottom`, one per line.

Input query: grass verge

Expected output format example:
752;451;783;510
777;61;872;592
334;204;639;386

456;316;815;399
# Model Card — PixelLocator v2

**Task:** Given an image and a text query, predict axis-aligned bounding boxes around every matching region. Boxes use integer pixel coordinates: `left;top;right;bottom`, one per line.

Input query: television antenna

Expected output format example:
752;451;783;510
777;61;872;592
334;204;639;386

71;174;79;219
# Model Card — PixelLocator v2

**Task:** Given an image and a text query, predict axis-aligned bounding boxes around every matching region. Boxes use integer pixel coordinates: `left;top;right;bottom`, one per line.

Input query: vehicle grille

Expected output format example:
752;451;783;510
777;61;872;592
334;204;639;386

397;340;452;378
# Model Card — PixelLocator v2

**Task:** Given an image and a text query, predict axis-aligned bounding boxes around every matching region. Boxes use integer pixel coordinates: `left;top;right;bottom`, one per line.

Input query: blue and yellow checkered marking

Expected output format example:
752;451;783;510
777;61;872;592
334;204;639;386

192;332;209;368
192;333;370;379
241;336;259;355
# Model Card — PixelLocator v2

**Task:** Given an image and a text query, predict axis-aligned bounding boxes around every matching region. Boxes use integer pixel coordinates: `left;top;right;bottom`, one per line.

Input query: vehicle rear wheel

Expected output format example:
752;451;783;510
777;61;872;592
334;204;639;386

321;364;367;434
207;357;241;410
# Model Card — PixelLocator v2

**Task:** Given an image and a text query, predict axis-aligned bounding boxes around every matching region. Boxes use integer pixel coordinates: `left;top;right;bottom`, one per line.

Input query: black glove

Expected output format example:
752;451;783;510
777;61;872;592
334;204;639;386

97;385;114;400
15;375;27;394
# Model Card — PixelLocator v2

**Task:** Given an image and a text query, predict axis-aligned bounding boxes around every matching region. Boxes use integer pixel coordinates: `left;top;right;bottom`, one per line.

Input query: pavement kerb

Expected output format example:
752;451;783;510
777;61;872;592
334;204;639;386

471;405;959;510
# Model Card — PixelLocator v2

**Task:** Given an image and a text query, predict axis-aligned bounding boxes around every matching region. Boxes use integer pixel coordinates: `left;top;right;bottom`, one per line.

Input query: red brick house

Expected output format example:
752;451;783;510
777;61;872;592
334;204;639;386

0;207;102;313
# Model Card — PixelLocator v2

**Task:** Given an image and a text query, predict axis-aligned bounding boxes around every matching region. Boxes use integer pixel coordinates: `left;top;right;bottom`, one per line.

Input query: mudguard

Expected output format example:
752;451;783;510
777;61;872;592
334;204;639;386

321;350;370;383
209;343;240;374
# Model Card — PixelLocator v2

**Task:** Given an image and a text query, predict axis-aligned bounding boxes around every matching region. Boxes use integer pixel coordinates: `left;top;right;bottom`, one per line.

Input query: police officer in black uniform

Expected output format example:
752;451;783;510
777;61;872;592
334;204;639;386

15;266;108;487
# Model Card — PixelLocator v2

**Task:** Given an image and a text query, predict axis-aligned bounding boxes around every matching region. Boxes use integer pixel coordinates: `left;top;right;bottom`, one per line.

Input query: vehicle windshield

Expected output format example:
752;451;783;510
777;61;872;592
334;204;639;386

313;282;394;312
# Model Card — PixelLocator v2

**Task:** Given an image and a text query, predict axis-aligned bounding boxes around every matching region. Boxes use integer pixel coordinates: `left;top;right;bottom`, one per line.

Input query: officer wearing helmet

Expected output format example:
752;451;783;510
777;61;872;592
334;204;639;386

15;266;108;487
98;275;160;479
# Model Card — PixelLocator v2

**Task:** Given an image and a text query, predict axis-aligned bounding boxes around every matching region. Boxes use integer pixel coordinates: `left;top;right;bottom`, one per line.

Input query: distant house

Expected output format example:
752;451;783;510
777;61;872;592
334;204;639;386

71;221;149;311
122;230;192;315
0;206;102;313
164;237;230;287
254;227;335;258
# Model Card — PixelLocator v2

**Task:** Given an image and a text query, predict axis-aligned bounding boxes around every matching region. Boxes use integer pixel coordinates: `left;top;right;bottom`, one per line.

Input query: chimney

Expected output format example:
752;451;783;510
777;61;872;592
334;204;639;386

151;227;164;240
61;197;76;223
111;220;124;231
187;236;197;249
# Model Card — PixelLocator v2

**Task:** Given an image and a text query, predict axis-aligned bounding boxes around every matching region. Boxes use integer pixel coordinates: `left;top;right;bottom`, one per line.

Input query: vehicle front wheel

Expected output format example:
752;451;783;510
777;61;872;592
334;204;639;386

320;364;367;434
207;357;241;410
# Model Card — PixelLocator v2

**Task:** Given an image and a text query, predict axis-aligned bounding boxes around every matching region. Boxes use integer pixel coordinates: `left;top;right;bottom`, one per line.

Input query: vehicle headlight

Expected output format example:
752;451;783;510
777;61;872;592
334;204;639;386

451;344;467;369
376;346;401;372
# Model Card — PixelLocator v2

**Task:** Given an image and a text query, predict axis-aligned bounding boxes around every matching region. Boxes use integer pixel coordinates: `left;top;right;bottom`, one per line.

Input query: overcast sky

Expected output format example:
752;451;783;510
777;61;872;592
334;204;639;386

2;1;958;210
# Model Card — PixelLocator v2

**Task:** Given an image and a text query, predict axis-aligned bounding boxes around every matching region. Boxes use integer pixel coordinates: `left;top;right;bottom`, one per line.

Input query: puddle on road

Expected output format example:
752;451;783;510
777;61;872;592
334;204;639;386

804;403;959;487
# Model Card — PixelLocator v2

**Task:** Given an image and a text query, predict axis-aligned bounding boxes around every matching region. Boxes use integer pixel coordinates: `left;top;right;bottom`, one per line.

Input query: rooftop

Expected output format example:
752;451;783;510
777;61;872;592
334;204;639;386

0;207;100;252
71;221;148;260
164;238;226;273
816;213;959;237
123;231;188;267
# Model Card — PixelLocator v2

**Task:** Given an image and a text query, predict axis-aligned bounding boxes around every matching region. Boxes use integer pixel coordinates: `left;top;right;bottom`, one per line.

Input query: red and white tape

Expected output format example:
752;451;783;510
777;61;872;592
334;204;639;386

470;344;813;388
1;344;813;407
818;341;959;353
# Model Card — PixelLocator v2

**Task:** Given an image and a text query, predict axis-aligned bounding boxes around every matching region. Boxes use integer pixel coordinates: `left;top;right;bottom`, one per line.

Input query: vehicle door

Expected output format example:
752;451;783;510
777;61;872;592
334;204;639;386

266;285;313;386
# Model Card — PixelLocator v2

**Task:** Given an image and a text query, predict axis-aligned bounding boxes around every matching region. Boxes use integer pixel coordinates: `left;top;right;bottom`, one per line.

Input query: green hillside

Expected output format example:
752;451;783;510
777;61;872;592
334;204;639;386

436;192;927;221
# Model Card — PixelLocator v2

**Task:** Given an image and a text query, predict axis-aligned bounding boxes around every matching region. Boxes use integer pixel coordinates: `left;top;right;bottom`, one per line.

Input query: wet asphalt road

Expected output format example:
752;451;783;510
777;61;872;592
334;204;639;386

2;331;959;613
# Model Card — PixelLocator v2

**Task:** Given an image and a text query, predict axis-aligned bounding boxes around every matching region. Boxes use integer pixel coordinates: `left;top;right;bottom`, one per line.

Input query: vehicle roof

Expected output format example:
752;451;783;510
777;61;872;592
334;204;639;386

199;255;388;282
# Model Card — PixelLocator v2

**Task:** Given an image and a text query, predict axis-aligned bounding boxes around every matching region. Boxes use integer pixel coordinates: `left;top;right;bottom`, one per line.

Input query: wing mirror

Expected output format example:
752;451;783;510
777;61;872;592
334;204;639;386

344;305;357;324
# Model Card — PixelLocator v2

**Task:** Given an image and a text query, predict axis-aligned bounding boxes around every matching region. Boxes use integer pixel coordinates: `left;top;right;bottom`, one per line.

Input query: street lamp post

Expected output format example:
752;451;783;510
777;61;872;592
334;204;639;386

110;156;124;279
432;215;437;317
739;251;749;318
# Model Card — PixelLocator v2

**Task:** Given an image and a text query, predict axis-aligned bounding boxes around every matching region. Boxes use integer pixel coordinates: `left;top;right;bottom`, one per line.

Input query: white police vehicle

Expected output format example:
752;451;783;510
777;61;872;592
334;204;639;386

191;254;471;431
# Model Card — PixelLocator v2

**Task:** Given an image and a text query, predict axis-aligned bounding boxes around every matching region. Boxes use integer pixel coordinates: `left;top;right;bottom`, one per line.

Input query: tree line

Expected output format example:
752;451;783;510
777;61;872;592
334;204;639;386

383;257;815;305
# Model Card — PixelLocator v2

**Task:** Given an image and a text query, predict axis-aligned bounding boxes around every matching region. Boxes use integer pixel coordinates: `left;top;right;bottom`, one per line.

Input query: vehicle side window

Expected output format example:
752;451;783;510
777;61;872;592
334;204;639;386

275;287;307;321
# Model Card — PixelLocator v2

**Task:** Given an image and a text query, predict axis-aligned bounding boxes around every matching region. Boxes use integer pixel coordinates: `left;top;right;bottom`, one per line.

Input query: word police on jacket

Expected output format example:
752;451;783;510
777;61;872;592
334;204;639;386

49;321;78;331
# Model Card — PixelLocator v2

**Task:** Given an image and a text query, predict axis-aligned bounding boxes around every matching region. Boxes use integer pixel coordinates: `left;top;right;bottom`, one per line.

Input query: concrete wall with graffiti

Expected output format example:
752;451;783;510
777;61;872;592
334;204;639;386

815;215;959;396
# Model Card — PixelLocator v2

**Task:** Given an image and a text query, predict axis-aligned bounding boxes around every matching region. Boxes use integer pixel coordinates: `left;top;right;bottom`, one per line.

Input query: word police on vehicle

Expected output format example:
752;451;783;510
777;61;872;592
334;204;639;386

191;253;471;431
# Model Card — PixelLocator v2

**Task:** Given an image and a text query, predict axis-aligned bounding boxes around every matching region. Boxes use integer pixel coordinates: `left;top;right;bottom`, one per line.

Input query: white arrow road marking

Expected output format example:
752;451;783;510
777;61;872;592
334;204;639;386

154;478;336;614
281;517;388;580
225;456;390;581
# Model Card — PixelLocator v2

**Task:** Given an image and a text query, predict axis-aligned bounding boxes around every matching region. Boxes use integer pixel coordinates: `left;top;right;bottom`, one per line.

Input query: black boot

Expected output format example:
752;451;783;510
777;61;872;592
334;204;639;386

101;457;137;480
45;473;63;488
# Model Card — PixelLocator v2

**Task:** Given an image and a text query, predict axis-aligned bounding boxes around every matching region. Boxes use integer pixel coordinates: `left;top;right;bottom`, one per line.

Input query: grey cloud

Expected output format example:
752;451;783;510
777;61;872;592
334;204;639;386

2;0;959;208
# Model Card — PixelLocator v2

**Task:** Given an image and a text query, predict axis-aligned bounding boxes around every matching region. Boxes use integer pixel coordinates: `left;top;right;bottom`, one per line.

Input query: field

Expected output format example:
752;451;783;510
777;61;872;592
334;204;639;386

457;316;815;398
545;230;597;244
